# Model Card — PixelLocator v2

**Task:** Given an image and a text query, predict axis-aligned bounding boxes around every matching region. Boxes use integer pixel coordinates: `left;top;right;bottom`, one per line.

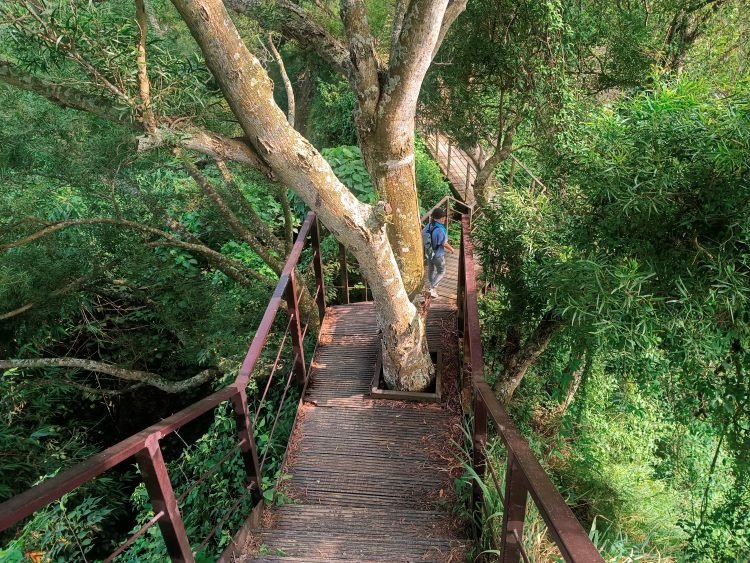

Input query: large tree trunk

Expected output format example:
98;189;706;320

340;0;451;297
171;0;434;390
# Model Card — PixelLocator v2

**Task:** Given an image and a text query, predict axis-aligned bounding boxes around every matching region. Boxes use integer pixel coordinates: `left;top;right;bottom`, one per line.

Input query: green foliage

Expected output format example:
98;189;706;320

321;146;376;203
476;78;750;558
308;77;357;148
415;138;451;211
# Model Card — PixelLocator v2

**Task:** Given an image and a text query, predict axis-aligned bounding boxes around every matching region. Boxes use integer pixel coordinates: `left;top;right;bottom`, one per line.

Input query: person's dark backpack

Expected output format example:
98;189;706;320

422;221;436;260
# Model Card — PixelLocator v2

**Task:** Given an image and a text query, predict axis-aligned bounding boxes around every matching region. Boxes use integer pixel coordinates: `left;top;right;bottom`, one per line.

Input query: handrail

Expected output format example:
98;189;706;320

459;213;603;562
0;212;327;562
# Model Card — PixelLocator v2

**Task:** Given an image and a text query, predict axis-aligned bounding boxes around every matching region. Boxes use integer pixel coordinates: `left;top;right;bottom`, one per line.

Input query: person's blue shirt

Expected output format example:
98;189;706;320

422;221;447;258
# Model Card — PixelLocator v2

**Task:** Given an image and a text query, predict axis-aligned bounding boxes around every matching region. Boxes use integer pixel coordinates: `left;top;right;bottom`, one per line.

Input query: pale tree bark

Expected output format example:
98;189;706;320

341;0;454;296
230;0;466;298
0;358;221;393
135;0;157;134
494;311;563;402
170;0;434;390
267;33;295;126
262;39;296;252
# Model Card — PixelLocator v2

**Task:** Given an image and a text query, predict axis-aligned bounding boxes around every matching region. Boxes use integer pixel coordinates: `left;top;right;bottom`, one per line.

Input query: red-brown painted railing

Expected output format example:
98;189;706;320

458;213;603;562
0;212;326;562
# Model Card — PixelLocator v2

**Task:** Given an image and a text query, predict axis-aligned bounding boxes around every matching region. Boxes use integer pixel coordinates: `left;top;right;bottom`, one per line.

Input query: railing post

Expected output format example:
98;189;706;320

445;198;451;230
230;387;262;502
338;242;349;305
435;131;439;155
135;436;193;563
310;218;326;320
447;143;452;176
500;452;529;563
457;225;465;337
466;159;471;191
285;269;307;387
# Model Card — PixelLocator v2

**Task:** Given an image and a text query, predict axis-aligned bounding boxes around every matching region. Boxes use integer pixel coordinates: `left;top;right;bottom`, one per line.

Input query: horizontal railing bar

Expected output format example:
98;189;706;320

176;438;247;503
104;510;165;562
0;385;237;531
477;380;602;561
236;212;316;386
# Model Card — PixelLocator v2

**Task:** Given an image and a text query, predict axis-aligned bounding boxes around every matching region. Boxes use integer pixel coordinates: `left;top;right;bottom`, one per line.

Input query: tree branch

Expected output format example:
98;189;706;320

135;0;157;133
181;156;284;273
1;218;275;287
382;0;451;119
0;358;221;393
0;59;274;178
432;0;468;59
214;160;287;256
340;0;380;128
267;33;295;126
494;310;563;402
226;0;351;77
0;276;90;322
390;0;408;62
0;59;135;127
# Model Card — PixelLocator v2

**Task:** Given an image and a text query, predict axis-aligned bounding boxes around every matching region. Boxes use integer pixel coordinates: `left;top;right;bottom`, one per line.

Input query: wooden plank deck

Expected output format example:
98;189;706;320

241;253;467;562
427;132;477;204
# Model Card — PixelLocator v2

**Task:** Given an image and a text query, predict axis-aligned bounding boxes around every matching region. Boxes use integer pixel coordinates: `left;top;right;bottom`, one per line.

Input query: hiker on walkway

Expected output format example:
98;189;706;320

422;207;456;298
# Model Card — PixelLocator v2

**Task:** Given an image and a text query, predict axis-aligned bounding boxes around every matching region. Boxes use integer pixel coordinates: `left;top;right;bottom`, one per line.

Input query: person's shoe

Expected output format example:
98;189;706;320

429;288;439;298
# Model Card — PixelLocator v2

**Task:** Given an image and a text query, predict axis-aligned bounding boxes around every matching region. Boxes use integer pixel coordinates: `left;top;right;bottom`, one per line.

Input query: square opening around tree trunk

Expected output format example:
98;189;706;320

370;350;442;403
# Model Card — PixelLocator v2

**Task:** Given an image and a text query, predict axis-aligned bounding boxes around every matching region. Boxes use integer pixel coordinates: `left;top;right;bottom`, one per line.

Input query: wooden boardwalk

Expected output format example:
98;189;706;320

427;132;477;204
241;253;467;562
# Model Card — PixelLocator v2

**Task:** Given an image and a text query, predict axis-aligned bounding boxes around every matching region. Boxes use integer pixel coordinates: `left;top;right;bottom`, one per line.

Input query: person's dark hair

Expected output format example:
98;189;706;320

431;208;446;220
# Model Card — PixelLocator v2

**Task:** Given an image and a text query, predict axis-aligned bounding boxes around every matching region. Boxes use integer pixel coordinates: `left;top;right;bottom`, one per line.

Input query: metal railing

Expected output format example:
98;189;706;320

428;129;549;199
0;212;327;562
334;195;468;304
431;131;477;196
457;213;603;562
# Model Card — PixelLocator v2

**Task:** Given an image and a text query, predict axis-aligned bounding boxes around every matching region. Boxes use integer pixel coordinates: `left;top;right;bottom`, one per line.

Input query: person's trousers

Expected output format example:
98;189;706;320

426;254;446;289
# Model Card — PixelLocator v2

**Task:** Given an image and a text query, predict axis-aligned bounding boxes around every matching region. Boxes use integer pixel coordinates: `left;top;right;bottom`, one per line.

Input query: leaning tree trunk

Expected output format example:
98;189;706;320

494;311;562;402
171;0;434;391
